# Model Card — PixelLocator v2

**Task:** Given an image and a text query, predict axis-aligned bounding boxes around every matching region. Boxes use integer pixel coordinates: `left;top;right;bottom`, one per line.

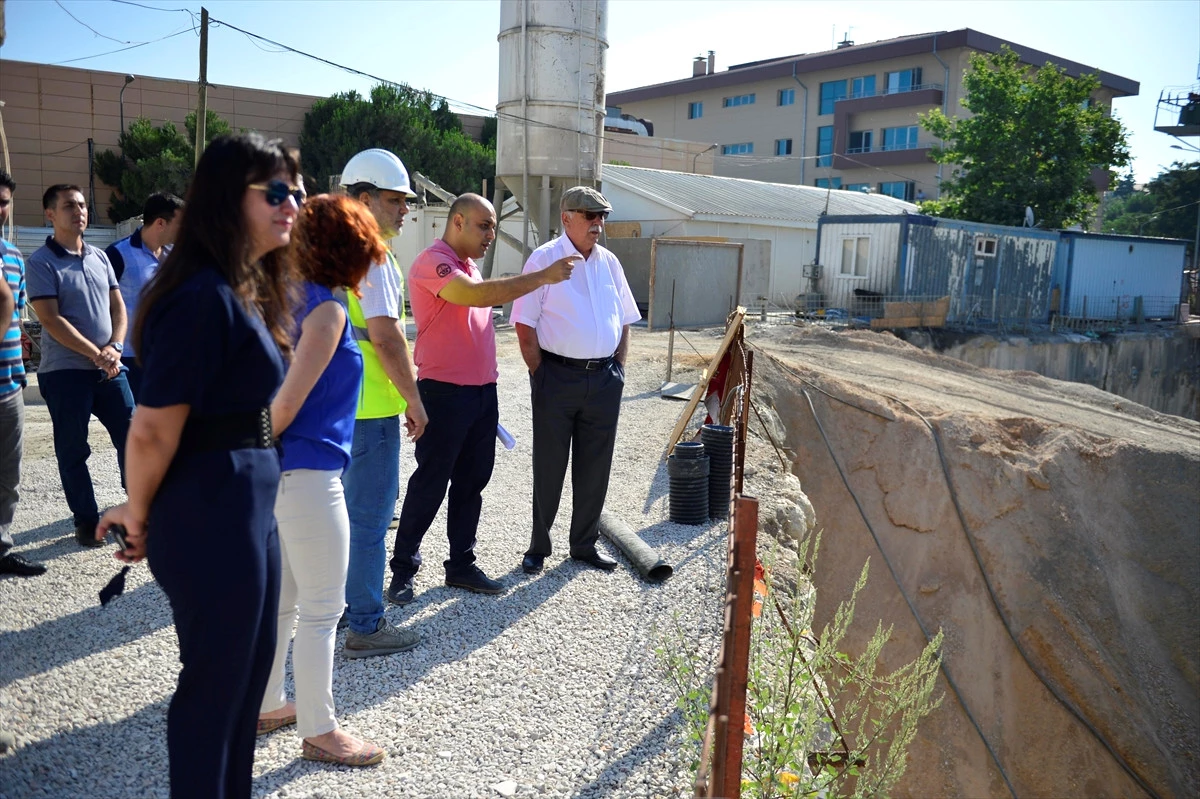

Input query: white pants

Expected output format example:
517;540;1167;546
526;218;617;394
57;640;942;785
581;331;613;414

261;468;349;738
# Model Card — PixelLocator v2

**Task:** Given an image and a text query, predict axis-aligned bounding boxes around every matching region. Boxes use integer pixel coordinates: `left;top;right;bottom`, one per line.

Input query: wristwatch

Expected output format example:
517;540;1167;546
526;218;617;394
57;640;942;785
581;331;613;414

108;341;124;353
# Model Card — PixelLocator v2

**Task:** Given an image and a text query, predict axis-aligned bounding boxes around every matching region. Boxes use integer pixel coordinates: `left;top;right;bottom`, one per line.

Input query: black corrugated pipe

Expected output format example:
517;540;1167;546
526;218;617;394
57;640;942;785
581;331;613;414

701;424;734;519
668;441;709;524
598;510;673;582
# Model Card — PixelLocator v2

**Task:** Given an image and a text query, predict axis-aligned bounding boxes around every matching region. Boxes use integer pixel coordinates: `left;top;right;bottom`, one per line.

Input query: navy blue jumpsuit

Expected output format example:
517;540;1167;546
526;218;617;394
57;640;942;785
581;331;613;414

138;265;285;799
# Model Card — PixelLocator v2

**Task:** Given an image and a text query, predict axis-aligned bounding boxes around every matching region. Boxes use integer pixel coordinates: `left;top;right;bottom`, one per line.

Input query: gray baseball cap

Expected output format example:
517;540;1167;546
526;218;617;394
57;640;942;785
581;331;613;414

560;186;612;213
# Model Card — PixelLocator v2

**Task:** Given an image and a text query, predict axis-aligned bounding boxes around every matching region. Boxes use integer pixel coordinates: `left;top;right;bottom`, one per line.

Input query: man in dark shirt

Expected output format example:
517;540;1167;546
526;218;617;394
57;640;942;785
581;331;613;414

105;192;183;399
26;185;134;548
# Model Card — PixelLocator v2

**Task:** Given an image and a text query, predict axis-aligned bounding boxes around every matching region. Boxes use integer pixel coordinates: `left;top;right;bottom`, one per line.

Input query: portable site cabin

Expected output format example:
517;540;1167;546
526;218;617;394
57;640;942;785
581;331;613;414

814;214;1059;323
1053;232;1188;321
599;166;916;307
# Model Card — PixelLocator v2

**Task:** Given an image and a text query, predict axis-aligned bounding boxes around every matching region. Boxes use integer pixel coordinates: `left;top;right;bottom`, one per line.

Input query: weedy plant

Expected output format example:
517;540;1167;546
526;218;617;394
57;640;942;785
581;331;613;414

656;532;944;799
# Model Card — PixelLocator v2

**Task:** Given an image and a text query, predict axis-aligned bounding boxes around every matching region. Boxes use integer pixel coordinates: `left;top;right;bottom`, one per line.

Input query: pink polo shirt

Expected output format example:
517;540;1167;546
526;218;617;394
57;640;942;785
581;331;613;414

408;238;498;386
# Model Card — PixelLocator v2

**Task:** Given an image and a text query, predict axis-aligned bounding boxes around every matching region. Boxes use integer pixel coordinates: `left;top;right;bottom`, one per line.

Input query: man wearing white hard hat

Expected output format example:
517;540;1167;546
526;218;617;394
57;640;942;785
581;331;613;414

338;148;427;659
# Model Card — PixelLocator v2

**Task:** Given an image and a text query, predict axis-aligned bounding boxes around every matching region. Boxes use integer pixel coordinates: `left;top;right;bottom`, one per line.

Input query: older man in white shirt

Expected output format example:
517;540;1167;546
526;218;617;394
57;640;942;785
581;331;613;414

512;186;641;574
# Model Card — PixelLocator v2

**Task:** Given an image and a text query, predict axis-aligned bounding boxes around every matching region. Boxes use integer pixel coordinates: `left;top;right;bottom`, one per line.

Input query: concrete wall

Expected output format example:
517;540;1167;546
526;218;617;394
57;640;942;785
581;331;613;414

906;328;1200;420
647;240;742;329
0;60;320;227
601;133;716;174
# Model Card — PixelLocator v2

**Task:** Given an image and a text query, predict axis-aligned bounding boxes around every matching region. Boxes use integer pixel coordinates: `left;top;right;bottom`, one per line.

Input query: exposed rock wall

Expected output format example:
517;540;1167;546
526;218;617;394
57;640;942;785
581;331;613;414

903;328;1200;421
751;328;1200;797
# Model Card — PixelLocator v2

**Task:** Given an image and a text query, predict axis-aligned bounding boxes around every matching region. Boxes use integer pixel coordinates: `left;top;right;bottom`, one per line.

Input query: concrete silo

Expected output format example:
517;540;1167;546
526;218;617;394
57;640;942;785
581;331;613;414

495;0;608;261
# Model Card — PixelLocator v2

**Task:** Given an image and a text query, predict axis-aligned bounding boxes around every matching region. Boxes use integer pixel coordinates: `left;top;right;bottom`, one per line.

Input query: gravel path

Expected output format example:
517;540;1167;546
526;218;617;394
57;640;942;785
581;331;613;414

0;327;728;799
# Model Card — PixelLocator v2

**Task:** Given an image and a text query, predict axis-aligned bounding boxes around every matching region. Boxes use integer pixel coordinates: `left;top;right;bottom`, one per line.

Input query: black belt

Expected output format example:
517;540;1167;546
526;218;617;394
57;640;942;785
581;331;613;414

541;349;615;371
177;408;275;454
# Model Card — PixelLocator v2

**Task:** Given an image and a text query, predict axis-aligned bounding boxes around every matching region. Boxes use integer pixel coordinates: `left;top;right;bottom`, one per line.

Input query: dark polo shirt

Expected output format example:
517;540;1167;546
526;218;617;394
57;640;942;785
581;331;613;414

26;236;119;373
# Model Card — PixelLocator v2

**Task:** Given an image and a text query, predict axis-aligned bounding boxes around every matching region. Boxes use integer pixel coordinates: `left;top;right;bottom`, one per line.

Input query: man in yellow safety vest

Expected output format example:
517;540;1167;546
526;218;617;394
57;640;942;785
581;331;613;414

338;148;429;659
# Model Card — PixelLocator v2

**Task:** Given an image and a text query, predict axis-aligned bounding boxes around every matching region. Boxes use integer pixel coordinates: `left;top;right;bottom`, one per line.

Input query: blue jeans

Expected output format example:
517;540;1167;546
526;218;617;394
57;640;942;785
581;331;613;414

341;415;401;635
38;368;134;527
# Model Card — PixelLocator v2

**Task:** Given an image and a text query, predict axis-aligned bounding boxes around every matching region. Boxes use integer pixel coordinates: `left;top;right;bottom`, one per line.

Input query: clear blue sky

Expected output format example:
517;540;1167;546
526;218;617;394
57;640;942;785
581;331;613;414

3;0;1197;183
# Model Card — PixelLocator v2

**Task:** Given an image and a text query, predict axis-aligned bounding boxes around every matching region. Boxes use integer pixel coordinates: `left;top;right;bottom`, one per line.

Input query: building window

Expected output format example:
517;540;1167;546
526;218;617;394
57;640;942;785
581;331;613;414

975;236;999;257
840;237;870;277
819;80;847;114
851;75;876;99
775;138;793;156
721;142;754;155
885;67;923;94
815;177;842;189
847;130;873;154
778;88;795;106
723;93;756;108
845;183;872;193
688;101;703;119
881;126;919;151
817;125;834;167
879;181;915;201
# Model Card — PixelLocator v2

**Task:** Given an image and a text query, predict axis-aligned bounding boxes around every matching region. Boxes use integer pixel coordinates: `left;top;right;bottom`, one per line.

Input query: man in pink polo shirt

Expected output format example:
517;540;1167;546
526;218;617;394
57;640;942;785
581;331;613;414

386;194;578;603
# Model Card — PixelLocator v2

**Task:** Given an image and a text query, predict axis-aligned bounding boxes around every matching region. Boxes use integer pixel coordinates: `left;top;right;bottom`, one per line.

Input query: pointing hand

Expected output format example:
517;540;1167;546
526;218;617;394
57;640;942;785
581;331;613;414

543;255;581;285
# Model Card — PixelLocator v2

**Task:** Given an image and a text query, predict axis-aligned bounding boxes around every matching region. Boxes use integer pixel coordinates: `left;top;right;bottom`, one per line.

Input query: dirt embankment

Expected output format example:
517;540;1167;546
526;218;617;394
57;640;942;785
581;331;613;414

748;326;1200;798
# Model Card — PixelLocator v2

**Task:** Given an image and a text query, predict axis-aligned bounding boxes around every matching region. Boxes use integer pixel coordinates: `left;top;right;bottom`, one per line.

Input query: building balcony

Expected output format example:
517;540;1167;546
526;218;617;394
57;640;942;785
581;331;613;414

833;145;934;169
837;85;944;114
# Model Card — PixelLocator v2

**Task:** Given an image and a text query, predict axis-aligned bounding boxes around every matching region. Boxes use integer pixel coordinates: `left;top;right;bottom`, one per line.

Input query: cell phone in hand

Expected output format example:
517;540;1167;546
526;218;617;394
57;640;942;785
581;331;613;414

108;524;129;553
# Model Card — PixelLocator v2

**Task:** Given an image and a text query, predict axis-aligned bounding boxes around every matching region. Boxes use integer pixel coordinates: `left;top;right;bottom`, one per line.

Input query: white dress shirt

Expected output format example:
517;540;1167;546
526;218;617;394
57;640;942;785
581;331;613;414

511;234;641;359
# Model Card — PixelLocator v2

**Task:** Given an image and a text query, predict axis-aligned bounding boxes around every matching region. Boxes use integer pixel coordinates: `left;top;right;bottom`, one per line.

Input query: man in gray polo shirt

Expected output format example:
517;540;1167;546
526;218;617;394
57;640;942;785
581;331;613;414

26;184;134;548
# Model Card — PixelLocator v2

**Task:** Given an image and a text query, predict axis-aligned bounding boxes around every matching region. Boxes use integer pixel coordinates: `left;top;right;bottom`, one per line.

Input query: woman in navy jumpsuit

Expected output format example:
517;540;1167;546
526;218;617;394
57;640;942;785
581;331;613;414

98;133;302;799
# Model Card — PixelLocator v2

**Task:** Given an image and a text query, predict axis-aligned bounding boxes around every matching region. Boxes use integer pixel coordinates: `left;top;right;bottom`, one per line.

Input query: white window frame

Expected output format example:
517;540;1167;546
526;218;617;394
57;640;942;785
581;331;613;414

975;236;999;257
839;236;870;278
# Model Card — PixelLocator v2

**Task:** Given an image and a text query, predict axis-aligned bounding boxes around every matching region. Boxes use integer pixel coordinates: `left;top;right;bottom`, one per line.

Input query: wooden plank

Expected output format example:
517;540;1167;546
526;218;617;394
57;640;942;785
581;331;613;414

664;309;745;458
870;315;947;329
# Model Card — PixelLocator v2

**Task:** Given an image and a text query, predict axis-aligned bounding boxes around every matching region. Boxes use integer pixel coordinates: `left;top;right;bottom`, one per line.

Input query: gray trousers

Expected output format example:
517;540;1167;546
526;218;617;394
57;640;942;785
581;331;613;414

0;389;23;557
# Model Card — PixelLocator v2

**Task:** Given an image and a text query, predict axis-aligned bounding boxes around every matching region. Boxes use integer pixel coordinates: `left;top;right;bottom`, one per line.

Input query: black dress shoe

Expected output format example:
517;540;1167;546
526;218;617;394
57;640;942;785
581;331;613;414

75;522;104;548
0;553;48;577
521;554;545;574
570;551;618;571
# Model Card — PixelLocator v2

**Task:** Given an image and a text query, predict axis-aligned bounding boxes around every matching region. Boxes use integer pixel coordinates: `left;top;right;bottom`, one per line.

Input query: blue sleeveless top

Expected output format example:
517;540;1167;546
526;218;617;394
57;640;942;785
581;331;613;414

281;282;363;472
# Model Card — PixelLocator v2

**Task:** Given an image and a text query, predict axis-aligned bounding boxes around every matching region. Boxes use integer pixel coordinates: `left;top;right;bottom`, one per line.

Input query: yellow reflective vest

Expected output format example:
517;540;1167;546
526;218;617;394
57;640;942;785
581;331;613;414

345;250;408;420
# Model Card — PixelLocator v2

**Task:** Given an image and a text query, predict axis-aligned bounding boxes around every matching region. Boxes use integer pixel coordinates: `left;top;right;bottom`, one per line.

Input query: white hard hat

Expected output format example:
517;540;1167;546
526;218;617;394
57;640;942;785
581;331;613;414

339;148;417;198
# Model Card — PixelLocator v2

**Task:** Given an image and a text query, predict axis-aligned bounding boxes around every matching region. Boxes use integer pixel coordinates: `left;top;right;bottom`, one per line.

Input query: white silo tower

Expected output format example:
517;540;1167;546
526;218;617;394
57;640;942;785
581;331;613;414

495;0;608;263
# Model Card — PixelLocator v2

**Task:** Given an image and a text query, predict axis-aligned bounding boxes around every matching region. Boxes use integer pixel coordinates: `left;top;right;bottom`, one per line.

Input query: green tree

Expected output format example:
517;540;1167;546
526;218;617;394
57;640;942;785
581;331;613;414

298;84;495;196
94;110;231;222
919;46;1130;229
1102;162;1199;253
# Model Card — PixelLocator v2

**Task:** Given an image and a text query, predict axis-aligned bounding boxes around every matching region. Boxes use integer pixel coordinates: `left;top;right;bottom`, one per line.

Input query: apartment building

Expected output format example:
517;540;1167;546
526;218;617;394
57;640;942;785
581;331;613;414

606;29;1139;201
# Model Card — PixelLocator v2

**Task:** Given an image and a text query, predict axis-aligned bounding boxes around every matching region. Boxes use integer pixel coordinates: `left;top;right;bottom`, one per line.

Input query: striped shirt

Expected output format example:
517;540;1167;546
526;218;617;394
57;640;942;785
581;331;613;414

1;237;26;397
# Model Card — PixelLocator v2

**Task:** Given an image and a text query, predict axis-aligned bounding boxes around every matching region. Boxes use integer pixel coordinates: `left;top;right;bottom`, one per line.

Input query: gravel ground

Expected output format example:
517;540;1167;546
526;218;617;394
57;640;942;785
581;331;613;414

0;327;730;799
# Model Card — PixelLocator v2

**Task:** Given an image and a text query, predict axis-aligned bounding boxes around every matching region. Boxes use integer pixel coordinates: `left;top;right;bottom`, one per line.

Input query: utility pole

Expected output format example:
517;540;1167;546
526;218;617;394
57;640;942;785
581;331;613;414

195;7;209;168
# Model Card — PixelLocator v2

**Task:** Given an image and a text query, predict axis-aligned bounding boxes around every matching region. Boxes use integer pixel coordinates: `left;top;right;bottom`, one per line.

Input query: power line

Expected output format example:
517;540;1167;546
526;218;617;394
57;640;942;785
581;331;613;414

52;26;195;65
55;0;147;44
110;0;192;11
204;16;728;163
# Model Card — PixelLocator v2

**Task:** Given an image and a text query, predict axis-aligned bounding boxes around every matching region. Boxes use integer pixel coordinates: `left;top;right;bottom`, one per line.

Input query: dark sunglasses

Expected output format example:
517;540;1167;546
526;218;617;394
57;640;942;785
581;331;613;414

249;179;305;207
572;209;610;221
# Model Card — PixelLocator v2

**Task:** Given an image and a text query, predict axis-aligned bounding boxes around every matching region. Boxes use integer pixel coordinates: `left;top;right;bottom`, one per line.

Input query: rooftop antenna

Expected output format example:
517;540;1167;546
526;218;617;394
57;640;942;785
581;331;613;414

1024;206;1035;228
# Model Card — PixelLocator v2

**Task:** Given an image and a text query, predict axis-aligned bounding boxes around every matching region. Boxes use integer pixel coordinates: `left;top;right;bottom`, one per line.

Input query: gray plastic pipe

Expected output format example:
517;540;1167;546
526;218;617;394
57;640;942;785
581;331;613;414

598;510;674;582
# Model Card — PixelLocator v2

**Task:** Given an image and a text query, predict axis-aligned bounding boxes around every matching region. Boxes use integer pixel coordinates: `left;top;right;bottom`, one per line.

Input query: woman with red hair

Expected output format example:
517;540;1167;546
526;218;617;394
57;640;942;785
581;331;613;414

256;194;390;766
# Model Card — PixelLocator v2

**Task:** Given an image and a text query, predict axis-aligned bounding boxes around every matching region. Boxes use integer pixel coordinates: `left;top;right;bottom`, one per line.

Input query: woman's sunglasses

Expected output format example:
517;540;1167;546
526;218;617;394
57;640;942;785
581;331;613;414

249;179;305;207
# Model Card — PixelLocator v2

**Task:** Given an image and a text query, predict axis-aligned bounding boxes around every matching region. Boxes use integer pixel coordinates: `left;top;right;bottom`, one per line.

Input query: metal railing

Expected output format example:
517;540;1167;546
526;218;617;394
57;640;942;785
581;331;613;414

878;140;924;152
844;83;946;101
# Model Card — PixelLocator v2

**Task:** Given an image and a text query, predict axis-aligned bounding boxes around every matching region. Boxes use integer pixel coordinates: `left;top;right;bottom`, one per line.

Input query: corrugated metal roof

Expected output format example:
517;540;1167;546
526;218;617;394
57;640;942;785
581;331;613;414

602;165;918;226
